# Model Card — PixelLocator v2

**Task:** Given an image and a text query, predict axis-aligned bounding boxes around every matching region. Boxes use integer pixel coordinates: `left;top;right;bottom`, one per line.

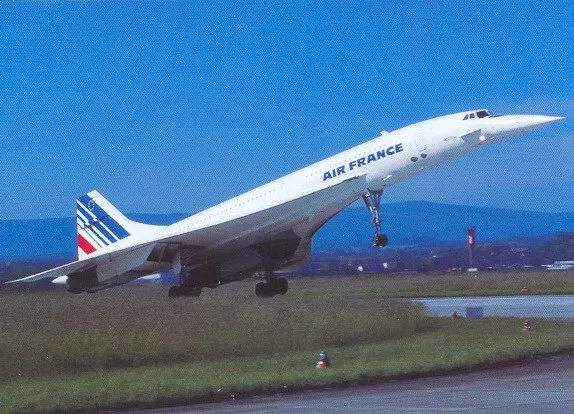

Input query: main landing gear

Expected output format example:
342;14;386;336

363;189;388;247
168;285;201;297
255;277;288;298
168;271;202;298
254;245;289;298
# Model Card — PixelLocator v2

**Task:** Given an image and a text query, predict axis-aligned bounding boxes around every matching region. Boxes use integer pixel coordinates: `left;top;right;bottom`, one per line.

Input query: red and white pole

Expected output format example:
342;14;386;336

467;226;476;270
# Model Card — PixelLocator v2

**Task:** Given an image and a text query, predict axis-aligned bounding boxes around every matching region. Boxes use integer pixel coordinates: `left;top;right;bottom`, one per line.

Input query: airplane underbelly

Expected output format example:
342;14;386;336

169;176;367;274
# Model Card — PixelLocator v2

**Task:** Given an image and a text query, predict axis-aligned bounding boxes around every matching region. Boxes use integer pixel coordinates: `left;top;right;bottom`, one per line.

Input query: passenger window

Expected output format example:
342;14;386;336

470;113;475;119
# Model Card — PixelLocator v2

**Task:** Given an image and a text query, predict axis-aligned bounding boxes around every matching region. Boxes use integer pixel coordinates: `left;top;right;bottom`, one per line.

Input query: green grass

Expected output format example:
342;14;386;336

2;273;574;412
294;270;574;298
1;318;573;413
0;285;426;382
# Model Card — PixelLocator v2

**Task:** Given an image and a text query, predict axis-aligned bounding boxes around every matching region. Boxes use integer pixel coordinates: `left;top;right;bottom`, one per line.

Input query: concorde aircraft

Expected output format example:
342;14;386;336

5;109;563;297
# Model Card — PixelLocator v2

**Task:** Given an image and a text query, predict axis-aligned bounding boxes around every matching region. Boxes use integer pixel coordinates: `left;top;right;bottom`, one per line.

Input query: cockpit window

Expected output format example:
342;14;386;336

463;110;492;121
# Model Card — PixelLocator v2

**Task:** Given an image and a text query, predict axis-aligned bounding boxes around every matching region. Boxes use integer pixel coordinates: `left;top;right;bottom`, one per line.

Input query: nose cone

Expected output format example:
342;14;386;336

516;115;564;133
485;114;565;140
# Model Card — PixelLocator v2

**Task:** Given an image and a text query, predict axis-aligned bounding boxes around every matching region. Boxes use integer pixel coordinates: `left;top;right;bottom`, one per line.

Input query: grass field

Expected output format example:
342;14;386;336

295;269;574;297
1;272;574;412
0;283;427;382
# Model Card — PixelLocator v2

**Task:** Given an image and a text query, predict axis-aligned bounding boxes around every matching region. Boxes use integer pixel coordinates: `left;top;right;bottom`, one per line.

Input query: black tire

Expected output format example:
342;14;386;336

188;288;202;297
168;286;181;297
177;285;201;297
276;277;289;295
374;234;389;247
256;282;268;298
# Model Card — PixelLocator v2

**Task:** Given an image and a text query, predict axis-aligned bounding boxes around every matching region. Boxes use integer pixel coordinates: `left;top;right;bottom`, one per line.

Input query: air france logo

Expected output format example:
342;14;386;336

323;143;404;181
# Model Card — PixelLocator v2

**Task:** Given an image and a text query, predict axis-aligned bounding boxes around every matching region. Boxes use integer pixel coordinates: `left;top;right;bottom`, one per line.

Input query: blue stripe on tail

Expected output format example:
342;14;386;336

77;202;117;244
77;195;131;240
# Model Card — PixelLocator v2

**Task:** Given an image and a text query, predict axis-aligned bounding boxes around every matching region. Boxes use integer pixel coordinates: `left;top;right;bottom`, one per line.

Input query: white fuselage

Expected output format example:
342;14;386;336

105;110;566;285
159;110;561;245
20;109;562;292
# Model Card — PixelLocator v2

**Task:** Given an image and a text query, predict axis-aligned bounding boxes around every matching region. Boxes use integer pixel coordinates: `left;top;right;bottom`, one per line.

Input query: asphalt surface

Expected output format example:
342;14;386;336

143;353;574;413
135;296;574;413
413;295;574;318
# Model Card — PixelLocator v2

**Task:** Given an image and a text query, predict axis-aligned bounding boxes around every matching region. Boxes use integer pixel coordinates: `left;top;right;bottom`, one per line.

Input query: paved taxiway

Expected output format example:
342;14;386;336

413;295;574;318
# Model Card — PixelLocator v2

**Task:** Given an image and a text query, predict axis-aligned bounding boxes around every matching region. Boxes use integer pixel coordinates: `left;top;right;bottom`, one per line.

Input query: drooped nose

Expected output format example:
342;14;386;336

515;115;564;133
482;114;564;142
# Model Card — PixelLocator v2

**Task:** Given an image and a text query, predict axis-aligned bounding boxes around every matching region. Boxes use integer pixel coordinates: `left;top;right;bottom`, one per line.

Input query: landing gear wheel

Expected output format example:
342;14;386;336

168;286;181;297
184;287;202;297
373;234;388;247
254;244;288;298
276;277;289;295
256;282;270;298
169;285;201;298
255;278;288;298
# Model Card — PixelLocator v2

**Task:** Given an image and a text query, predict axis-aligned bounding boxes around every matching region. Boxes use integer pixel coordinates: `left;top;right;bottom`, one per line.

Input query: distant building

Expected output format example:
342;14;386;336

542;261;574;270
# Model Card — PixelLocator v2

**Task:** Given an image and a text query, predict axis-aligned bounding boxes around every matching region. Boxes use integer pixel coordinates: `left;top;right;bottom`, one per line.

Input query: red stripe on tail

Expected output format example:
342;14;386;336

77;233;97;255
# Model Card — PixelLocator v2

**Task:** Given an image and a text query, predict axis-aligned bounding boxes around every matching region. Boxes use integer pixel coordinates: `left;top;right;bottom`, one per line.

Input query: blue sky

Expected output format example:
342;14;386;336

1;1;572;219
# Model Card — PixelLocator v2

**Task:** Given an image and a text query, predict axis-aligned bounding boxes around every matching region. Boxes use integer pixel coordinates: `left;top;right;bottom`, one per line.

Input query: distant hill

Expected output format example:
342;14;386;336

0;202;573;259
313;202;574;250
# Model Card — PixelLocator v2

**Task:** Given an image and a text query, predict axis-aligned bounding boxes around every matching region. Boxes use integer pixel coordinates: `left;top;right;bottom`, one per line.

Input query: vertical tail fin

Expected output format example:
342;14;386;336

76;190;163;259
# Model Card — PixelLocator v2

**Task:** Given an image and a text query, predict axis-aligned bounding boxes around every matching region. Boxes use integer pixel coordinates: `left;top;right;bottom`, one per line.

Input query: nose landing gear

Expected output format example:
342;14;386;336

373;233;388;247
363;189;388;247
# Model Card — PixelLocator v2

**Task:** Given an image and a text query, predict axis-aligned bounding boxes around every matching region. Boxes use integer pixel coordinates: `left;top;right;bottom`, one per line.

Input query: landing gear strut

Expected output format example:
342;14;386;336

254;245;288;298
363;189;388;247
168;270;202;298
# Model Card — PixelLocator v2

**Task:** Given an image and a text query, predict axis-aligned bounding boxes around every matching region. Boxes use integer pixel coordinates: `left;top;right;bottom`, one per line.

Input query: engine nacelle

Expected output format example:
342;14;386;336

188;264;222;287
66;268;100;293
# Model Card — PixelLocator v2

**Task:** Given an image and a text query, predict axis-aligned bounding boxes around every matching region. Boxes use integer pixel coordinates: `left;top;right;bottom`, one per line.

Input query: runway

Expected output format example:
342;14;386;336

144;353;574;413
413;295;574;318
